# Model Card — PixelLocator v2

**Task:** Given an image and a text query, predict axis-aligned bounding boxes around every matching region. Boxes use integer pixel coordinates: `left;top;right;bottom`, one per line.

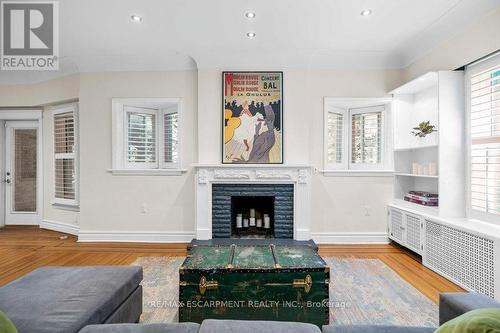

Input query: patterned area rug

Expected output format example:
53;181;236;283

131;256;437;327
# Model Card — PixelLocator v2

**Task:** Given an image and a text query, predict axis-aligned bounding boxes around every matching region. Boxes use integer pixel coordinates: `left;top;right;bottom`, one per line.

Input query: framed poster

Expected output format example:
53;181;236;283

222;71;283;164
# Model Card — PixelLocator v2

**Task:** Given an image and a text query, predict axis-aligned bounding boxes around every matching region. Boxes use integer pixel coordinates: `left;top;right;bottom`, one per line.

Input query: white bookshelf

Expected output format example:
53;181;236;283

390;71;465;217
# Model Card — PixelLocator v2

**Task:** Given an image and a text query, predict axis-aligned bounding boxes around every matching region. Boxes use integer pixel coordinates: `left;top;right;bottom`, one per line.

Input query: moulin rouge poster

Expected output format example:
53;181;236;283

222;72;283;164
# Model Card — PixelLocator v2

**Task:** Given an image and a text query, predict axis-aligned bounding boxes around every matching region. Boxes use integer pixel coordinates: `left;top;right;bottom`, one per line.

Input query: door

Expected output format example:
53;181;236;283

388;207;405;244
5;121;41;225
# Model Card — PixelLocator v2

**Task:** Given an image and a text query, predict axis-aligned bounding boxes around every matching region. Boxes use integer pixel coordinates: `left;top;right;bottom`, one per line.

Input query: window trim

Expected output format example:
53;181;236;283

323;97;392;172
52;103;79;207
465;52;500;225
111;98;182;173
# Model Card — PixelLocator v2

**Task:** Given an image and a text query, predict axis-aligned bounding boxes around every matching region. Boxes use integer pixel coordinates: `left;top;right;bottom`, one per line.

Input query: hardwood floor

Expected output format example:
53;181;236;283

0;226;463;303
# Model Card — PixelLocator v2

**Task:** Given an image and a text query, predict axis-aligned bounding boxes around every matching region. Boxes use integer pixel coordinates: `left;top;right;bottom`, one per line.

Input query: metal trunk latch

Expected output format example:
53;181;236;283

199;276;218;295
293;274;312;293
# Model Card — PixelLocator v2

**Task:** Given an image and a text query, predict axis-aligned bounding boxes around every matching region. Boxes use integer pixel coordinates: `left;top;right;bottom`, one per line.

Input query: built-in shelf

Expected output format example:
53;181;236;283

394;144;438;152
392;198;439;215
394;173;438;179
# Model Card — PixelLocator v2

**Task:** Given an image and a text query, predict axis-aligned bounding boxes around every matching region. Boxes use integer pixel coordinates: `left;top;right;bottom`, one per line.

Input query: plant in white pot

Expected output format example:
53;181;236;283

412;121;437;138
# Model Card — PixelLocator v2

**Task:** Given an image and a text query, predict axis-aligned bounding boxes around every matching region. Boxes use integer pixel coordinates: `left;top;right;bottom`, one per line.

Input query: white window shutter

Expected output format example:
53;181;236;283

327;111;344;164
54;109;77;203
350;105;384;165
470;59;500;216
164;112;179;164
125;106;157;168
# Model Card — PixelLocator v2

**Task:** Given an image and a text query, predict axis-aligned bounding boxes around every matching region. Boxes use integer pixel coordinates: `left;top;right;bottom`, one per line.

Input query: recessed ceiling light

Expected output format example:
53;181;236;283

130;15;142;22
246;32;256;38
360;9;372;16
245;12;256;18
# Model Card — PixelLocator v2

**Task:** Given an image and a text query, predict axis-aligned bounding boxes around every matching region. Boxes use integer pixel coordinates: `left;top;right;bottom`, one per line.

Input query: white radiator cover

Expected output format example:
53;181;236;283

388;203;500;300
424;219;500;299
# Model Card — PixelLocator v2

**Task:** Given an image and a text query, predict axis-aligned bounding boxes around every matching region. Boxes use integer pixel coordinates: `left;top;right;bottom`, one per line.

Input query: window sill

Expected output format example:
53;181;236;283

317;169;394;177
52;203;80;212
107;169;188;176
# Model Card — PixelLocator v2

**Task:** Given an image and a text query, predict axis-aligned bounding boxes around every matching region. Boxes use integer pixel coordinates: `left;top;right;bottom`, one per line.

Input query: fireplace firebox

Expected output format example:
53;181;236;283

231;196;275;238
212;184;294;239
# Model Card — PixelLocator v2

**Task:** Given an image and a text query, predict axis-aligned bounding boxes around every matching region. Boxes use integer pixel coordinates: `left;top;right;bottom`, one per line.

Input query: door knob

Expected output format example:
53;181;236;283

4;172;11;184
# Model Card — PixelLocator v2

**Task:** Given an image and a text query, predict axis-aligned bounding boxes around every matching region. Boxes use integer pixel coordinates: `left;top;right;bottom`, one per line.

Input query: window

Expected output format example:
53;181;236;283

326;110;343;164
53;104;78;206
112;98;180;172
351;106;383;166
467;53;500;221
325;99;389;171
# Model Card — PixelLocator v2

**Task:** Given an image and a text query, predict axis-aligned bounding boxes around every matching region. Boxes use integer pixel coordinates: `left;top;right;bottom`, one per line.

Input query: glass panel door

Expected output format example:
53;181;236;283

5;121;40;225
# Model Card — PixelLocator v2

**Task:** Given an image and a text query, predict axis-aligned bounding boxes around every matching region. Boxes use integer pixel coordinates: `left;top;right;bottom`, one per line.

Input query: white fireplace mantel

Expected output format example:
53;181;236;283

194;164;313;240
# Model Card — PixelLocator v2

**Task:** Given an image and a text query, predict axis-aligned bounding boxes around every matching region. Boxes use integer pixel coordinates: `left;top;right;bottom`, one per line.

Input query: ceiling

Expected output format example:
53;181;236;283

1;0;499;84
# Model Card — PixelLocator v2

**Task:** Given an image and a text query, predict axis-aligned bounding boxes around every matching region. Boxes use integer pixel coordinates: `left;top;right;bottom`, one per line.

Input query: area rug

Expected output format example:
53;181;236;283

131;256;438;327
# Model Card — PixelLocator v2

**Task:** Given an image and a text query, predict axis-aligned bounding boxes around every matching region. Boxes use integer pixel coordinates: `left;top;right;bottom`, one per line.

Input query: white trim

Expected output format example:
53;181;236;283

0;110;42;120
40;219;79;236
193;164;313;169
107;169;187;176
311;232;390;244
78;230;195;243
318;170;394;177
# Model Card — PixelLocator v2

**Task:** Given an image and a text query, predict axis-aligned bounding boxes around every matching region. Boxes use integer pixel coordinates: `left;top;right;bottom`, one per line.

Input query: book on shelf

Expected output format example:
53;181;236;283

404;191;439;207
403;197;439;206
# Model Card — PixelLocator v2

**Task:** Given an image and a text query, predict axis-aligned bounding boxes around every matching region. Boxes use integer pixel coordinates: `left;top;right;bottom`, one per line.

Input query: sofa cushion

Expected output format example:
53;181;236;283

0;310;18;333
0;266;142;333
439;292;500;325
199;319;321;333
434;308;500;333
322;325;436;333
79;323;200;333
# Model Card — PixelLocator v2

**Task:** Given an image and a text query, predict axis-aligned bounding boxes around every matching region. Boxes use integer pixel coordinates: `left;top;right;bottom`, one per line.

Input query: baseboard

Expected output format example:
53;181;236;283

311;232;389;244
78;230;195;243
40;219;80;236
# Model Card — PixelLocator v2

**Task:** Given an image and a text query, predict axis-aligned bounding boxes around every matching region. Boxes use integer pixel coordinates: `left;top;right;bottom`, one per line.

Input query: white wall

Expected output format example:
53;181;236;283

77;71;198;238
0;75;80;230
403;8;500;81
198;69;401;241
1;68;398;242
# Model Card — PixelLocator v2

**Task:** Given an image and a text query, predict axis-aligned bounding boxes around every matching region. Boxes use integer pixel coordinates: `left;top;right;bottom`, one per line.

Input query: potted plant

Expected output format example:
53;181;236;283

412;121;437;138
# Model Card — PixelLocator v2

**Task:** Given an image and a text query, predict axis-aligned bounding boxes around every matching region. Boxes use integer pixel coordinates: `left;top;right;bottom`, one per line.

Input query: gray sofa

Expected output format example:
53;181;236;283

1;265;499;333
0;266;143;333
80;292;500;333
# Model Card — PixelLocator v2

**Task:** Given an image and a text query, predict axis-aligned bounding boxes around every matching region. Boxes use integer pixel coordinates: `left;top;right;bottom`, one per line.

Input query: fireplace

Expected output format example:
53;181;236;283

194;165;311;240
212;184;294;239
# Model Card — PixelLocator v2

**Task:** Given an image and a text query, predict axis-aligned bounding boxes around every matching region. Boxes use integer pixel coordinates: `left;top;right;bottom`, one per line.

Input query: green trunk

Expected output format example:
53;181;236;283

179;244;329;327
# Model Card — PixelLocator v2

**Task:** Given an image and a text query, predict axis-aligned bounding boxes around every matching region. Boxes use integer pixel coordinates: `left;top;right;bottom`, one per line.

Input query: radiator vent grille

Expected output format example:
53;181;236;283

425;220;495;298
406;214;421;253
390;209;404;243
